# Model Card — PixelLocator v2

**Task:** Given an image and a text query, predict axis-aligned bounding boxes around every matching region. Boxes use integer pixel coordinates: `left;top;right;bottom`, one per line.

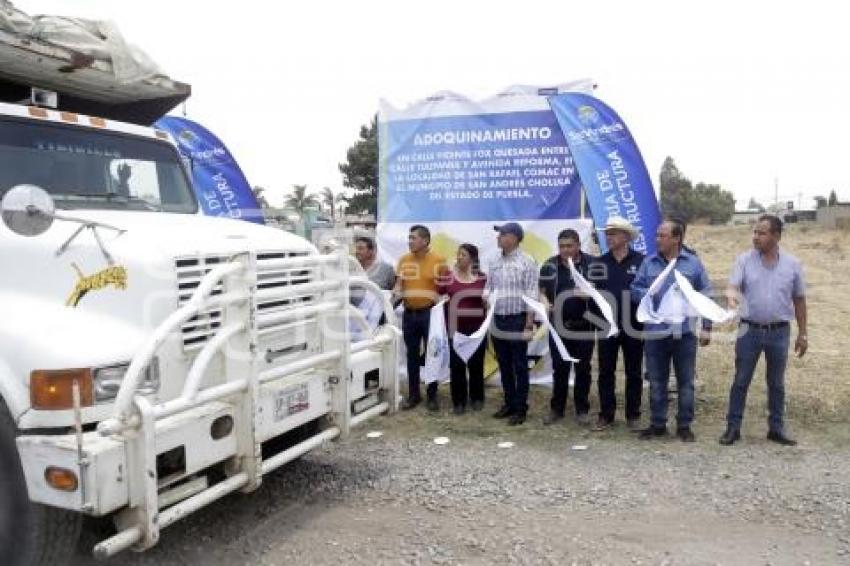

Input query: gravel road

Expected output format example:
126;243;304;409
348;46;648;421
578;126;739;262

71;400;850;566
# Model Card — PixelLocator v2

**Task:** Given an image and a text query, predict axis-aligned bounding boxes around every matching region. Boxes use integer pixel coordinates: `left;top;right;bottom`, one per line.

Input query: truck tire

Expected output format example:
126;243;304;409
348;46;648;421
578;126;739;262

0;401;82;566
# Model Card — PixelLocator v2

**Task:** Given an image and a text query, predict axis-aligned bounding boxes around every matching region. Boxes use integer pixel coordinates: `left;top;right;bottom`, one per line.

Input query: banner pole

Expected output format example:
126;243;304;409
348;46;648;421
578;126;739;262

580;189;587;219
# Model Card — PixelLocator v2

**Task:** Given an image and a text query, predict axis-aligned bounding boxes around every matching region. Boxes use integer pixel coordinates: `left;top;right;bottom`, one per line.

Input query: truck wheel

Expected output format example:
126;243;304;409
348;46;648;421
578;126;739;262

0;402;82;566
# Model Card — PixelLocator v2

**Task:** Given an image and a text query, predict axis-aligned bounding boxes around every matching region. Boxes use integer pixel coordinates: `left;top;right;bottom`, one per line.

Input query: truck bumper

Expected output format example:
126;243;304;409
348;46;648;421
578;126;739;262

16;349;390;518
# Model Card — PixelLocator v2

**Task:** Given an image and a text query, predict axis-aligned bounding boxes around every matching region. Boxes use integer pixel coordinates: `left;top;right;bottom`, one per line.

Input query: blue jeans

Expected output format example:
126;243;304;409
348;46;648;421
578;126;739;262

491;314;530;414
726;324;790;432
645;333;697;429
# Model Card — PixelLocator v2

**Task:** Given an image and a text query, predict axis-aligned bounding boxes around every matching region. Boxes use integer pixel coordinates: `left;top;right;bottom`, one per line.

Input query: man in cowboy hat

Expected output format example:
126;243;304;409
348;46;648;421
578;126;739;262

588;217;646;431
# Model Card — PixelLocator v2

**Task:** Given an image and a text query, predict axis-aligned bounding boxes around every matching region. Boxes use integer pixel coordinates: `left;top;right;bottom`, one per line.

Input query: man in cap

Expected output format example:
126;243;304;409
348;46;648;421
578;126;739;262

485;222;539;425
589;217;645;431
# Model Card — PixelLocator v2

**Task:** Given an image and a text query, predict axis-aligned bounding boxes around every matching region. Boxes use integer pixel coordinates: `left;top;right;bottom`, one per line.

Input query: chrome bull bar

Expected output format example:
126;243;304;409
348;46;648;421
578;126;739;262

92;245;398;558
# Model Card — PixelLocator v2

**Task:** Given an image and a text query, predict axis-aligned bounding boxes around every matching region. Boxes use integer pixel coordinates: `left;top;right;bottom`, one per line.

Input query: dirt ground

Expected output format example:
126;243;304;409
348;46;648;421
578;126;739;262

72;224;850;566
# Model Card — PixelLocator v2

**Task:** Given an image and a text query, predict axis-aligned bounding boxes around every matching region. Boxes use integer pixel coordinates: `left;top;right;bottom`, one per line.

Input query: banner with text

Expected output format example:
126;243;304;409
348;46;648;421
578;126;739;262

378;82;594;267
548;93;661;255
155;116;264;224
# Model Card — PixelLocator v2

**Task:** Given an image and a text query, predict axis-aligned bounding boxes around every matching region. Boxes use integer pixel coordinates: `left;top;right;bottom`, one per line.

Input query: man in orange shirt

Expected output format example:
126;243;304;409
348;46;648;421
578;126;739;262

393;225;449;411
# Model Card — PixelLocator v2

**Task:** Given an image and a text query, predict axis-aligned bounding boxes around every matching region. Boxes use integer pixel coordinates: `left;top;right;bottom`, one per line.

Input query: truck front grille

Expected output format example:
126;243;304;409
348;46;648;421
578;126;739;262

174;250;317;351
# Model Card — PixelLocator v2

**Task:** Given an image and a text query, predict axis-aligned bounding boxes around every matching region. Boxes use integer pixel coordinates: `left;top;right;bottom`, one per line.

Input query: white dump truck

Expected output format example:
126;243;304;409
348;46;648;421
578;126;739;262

0;21;398;565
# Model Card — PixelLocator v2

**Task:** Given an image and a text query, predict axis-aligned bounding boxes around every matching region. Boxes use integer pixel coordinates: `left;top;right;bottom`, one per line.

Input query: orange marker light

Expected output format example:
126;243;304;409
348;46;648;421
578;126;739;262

30;369;93;410
45;467;79;492
27;107;49;119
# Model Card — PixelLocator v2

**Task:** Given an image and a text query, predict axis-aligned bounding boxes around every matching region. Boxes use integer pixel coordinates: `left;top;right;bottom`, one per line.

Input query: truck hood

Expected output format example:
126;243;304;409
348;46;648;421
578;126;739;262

58;210;317;258
0;211;317;369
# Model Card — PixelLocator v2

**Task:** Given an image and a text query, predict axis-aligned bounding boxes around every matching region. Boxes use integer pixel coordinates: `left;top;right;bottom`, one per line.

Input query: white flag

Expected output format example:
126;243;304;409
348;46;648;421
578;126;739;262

636;259;734;325
637;258;678;323
422;299;450;384
568;257;618;338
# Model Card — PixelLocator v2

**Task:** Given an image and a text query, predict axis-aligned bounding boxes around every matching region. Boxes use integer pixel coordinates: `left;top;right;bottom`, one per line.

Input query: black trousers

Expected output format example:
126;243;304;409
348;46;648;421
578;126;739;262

492;314;530;414
597;332;644;421
549;331;595;416
403;308;438;401
449;336;486;407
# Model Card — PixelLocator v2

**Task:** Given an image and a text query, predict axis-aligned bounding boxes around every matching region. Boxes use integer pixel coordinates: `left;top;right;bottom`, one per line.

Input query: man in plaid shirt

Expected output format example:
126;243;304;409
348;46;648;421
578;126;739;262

485;222;539;425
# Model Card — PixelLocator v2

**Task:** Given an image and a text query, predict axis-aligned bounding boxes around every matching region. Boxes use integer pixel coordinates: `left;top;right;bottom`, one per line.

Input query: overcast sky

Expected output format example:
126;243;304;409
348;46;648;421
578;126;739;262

18;0;850;210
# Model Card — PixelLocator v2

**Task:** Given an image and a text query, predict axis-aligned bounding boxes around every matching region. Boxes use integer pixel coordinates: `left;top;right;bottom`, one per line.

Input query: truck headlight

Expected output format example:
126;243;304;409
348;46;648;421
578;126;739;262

93;358;160;403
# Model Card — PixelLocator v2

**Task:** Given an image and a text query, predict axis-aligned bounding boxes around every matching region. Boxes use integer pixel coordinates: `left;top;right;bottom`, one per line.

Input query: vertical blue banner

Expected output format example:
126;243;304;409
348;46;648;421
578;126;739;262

155;116;264;224
548;93;661;255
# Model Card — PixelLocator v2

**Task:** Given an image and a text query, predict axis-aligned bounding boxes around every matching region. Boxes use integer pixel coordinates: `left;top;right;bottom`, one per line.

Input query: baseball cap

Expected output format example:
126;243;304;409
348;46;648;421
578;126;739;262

493;222;524;242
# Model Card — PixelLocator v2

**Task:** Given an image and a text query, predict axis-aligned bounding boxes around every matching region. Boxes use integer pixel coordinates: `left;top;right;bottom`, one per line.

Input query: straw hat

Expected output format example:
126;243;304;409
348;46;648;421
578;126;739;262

603;216;638;239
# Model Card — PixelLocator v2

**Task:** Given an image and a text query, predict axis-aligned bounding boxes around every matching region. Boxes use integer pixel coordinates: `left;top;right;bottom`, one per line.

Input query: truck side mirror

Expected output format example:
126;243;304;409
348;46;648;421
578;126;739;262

0;184;56;236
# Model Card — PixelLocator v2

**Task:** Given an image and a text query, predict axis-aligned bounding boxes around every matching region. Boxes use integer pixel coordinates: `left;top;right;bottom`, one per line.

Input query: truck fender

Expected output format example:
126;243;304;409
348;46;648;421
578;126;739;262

0;357;28;425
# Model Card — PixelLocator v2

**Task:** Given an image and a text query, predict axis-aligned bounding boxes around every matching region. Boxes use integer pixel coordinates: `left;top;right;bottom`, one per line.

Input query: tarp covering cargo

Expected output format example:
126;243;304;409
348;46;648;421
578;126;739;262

0;0;189;124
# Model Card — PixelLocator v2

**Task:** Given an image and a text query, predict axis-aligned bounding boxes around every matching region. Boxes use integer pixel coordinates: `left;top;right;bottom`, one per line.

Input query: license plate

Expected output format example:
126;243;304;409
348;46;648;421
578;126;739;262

274;384;309;421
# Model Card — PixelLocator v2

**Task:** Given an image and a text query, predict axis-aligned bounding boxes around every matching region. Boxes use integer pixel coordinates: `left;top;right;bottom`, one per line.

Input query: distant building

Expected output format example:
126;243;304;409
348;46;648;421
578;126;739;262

816;202;850;229
730;208;763;225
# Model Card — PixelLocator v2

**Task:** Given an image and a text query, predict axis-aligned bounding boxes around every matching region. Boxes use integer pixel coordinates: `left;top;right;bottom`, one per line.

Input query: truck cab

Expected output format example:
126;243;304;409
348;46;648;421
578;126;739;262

0;40;398;566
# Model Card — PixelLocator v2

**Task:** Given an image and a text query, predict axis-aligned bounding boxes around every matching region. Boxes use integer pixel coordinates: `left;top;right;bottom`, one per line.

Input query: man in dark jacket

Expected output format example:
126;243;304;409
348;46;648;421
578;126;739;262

539;229;597;425
589;217;645;431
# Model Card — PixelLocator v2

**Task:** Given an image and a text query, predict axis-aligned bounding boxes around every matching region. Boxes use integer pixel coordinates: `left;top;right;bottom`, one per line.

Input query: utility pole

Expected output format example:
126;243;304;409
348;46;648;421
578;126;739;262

774;177;779;210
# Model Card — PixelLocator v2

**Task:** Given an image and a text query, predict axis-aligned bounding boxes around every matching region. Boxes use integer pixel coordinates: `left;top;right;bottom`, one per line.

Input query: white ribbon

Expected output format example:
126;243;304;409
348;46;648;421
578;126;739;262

673;270;735;323
522;296;578;362
568;257;618;338
452;291;497;363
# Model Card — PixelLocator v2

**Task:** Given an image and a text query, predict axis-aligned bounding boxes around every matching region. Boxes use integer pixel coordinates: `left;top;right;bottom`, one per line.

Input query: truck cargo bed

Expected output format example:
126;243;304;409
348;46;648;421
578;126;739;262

0;28;190;125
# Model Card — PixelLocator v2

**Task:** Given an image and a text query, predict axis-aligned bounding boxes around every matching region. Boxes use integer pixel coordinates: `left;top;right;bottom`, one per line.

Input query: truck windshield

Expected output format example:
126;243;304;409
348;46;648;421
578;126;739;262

0;118;197;213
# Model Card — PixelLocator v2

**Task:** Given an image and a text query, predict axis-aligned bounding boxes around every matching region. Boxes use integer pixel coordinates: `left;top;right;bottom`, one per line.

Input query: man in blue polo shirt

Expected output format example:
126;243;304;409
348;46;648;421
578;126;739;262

631;219;712;442
720;215;807;446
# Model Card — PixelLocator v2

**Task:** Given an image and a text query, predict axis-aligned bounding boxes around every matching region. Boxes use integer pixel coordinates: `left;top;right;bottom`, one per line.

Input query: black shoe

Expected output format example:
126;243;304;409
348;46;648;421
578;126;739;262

542;411;564;426
453;404;466;416
639;425;668;439
719;427;741;446
470;400;484;412
676;427;696;442
401;397;421;411
592;416;614;432
426;398;440;412
493;405;513;419
508;413;526;426
767;430;797;446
